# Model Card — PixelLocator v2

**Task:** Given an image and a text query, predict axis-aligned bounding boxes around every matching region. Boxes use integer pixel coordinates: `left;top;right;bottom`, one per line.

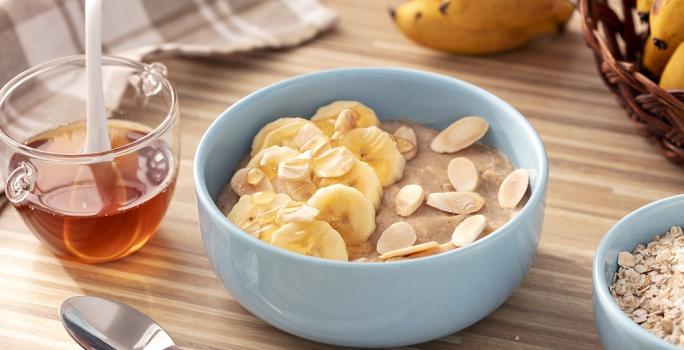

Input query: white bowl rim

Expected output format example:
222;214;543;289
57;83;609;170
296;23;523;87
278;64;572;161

593;193;684;349
193;66;549;269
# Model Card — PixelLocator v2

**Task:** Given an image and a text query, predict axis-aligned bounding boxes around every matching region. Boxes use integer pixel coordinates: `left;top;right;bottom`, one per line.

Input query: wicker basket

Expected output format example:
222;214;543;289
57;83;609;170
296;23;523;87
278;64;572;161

579;0;684;164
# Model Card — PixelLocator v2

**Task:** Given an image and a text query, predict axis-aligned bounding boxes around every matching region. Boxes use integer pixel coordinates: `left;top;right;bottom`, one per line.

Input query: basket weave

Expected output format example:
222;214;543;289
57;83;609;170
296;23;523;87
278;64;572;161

579;0;684;165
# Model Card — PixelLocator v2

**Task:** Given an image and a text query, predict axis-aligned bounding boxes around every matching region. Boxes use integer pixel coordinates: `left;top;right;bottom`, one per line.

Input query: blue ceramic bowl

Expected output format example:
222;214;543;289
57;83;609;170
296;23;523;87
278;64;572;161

593;194;684;350
193;68;549;348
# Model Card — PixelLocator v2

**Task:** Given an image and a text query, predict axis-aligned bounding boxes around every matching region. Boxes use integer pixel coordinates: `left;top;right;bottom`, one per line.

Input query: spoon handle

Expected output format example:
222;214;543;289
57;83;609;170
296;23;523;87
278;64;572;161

84;0;112;153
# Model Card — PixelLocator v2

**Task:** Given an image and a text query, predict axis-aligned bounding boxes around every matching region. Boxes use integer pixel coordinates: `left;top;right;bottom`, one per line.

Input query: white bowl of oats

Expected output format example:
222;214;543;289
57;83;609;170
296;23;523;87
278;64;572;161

594;194;684;350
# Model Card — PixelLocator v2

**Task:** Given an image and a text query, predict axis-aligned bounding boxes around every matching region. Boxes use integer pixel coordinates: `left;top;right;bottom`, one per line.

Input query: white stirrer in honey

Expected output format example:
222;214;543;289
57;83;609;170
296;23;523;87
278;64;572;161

84;0;112;153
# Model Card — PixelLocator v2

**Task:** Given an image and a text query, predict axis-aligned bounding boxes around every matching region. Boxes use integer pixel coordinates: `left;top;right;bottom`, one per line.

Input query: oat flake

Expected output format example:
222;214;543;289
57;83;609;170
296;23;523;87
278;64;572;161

611;226;684;346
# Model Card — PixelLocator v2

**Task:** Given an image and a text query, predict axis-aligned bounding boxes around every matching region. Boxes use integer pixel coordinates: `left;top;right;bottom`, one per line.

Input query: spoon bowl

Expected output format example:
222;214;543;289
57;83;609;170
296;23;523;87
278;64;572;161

59;296;181;350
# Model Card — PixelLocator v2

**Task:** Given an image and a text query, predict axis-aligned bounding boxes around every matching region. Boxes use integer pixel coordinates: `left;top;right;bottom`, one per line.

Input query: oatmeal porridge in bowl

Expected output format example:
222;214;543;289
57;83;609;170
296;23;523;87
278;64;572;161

218;102;530;262
193;68;548;347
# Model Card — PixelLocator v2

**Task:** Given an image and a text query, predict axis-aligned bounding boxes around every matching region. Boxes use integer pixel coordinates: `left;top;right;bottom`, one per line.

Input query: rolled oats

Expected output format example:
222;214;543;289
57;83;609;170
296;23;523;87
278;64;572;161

611;226;684;346
618;251;636;268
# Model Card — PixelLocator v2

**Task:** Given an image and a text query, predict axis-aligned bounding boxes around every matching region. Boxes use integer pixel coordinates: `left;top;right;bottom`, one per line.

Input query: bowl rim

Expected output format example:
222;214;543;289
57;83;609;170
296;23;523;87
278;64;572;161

193;66;549;269
593;194;684;349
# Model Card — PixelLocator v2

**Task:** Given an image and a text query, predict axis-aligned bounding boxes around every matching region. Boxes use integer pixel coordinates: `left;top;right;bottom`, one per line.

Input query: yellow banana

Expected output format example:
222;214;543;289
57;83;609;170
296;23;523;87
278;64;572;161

660;43;684;89
311;100;380;137
227;191;294;242
271;220;348;261
314;158;383;210
440;0;575;29
335;126;405;187
307;184;376;245
390;0;574;55
637;0;654;20
643;0;684;77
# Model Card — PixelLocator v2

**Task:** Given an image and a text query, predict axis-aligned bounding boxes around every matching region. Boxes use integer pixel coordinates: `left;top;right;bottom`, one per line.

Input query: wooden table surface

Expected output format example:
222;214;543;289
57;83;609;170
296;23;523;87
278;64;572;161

2;1;683;349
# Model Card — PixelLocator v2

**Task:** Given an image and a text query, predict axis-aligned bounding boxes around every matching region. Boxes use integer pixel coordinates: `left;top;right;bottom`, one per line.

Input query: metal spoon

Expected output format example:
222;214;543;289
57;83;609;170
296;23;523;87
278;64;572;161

59;296;183;350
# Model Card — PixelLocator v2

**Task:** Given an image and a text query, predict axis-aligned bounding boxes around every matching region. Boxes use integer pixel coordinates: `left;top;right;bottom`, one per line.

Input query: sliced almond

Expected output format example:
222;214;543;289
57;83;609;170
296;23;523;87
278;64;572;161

376;222;418;254
331;109;358;140
394;184;425;217
312;147;355;178
259;146;296;167
276;205;320;224
451;214;486;247
293;124;324;149
278;152;311;181
231;168;274;196
426;192;484;214
393;126;417;160
498;169;529;209
237;218;260;235
430;116;489;153
447;157;479;191
246;167;265;185
274;178;317;202
406;242;456;259
394;136;415;153
379;241;439;260
384;256;407;262
251;191;277;205
300;134;331;157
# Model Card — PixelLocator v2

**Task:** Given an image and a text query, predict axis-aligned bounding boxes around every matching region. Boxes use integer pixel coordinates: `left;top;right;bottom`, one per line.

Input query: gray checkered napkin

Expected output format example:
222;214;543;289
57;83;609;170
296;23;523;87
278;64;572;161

0;0;337;86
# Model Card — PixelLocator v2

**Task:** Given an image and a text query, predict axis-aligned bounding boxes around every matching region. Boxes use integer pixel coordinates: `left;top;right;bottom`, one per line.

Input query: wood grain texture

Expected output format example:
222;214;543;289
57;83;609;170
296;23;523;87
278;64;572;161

2;1;683;349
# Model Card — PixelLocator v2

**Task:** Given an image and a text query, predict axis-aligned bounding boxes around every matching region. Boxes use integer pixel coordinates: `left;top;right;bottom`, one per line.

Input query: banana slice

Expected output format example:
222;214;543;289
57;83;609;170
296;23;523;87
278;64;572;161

278;151;312;181
307;184;376;245
314;159;383;209
271;220;348;261
247;146;301;179
252;118;326;157
227;192;294;242
311;101;381;137
312;146;356;178
331;109;358;140
299;133;332;157
251;117;308;156
291;124;328;151
230;167;274;196
336;126;405;186
247;146;319;201
276;204;320;224
272;177;318;201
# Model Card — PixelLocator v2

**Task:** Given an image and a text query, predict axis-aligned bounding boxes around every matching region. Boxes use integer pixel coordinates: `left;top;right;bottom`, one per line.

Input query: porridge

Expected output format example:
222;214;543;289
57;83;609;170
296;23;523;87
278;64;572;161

218;100;529;261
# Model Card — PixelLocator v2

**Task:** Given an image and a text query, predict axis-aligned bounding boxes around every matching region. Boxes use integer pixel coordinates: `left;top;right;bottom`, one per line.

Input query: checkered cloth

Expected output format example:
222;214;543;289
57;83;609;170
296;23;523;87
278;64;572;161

0;0;337;86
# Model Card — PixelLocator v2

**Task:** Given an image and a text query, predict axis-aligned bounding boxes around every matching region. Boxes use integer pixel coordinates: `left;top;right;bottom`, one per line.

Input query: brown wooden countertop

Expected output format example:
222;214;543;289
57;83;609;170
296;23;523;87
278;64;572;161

2;1;683;349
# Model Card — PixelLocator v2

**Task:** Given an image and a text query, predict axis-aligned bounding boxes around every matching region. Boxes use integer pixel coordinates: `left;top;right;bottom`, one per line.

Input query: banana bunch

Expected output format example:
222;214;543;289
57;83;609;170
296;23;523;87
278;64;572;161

390;0;575;55
643;0;684;87
637;0;654;21
660;44;684;89
227;101;409;261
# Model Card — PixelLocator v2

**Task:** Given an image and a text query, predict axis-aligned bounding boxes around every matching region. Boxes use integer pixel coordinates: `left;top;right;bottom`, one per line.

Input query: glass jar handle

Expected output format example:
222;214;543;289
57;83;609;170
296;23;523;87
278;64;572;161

138;62;168;97
5;161;35;204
